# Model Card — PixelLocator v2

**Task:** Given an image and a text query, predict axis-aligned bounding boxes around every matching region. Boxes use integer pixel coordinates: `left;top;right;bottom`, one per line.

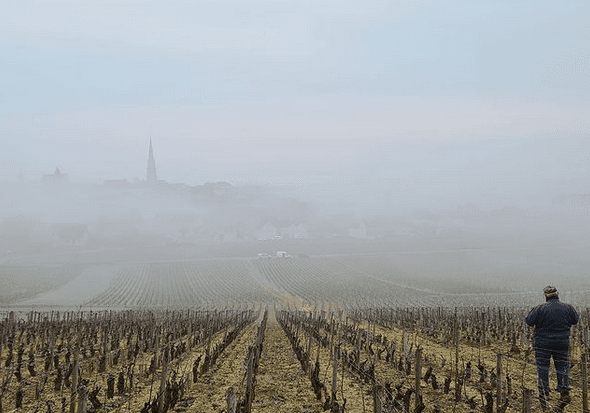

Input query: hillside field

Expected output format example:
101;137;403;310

2;239;590;311
1;239;589;412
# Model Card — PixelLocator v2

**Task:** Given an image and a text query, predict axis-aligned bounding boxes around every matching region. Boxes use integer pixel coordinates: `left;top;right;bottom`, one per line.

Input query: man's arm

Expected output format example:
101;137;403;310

525;307;537;326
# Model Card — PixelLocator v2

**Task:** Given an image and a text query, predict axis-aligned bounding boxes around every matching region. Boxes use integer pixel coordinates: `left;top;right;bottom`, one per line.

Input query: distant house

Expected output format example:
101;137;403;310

213;227;242;243
279;224;309;239
43;167;68;184
253;222;279;240
348;221;373;239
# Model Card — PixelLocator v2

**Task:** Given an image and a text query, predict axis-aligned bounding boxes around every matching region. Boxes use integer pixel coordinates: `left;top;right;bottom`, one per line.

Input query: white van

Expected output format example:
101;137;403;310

276;251;291;258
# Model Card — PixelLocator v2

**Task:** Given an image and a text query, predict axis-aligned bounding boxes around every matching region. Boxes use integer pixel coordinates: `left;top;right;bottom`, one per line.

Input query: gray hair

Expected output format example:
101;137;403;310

543;285;558;298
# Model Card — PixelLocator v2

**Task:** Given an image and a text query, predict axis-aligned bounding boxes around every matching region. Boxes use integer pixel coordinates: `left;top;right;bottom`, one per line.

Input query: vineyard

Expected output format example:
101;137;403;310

0;248;589;412
0;304;589;412
6;252;590;311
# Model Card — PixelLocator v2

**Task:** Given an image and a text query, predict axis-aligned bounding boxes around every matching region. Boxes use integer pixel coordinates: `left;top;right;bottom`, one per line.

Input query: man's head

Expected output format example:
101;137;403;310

544;285;558;299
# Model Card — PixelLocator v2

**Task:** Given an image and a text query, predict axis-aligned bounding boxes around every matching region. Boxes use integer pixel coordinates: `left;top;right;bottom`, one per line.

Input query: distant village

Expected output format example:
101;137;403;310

1;140;588;253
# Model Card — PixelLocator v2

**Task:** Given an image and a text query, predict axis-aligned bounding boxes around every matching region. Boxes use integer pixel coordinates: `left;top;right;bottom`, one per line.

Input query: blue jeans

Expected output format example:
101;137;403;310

535;340;570;394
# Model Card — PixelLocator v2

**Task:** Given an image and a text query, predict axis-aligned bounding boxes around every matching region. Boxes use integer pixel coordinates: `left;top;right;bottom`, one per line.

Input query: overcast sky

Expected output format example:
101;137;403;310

1;0;589;209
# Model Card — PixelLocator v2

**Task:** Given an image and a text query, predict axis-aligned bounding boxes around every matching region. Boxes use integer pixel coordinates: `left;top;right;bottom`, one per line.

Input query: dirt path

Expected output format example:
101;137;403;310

252;313;324;413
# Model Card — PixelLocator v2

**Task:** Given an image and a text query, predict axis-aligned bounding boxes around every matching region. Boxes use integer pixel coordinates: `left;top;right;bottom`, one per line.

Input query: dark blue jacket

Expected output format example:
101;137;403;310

525;297;579;343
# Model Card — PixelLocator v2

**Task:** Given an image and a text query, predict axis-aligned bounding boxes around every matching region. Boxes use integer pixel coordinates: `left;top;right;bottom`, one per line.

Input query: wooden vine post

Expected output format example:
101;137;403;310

329;317;338;406
331;345;338;406
415;347;422;410
70;347;79;413
158;357;168;413
307;336;314;376
245;350;254;413
483;309;487;345
454;308;459;400
356;328;362;359
582;351;588;413
403;328;409;362
496;353;502;413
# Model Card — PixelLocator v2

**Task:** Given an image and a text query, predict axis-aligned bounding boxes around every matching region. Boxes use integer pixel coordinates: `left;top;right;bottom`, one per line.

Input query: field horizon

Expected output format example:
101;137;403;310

2;236;590;314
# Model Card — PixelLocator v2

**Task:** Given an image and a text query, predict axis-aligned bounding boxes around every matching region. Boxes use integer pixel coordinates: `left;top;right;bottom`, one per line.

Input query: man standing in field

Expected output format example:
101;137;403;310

525;285;579;408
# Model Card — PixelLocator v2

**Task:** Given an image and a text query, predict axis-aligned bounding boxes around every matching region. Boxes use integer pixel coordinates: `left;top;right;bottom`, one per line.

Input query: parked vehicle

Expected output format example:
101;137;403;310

257;253;272;259
276;251;291;258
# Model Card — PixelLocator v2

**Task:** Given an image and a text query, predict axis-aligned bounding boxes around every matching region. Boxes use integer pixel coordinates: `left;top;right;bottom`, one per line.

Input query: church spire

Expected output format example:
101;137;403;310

146;138;157;182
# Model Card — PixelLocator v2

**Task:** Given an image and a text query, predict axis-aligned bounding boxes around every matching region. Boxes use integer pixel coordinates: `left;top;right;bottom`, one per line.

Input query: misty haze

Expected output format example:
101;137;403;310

1;1;590;411
1;136;589;310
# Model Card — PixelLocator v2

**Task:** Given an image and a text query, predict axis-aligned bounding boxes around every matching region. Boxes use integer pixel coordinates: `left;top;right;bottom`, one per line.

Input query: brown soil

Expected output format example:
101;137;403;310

250;314;324;413
0;308;585;413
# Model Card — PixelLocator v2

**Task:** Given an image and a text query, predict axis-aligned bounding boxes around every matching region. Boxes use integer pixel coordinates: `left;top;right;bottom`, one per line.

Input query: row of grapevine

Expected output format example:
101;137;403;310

226;308;268;412
0;307;258;412
7;256;590;311
275;306;589;412
335;253;590;308
85;260;274;309
255;257;440;308
1;305;587;412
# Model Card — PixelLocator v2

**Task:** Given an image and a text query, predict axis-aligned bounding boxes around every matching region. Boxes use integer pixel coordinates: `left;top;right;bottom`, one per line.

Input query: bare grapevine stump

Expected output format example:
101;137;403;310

15;387;23;408
522;388;533;413
98;355;106;373
373;384;383;413
117;371;125;395
455;377;463;403
77;384;87;413
226;386;237;413
106;374;114;399
88;387;102;410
